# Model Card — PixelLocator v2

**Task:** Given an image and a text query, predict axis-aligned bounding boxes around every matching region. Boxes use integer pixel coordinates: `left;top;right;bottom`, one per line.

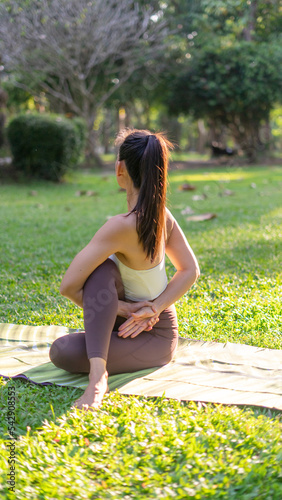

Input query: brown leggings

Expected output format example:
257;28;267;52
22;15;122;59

49;259;178;375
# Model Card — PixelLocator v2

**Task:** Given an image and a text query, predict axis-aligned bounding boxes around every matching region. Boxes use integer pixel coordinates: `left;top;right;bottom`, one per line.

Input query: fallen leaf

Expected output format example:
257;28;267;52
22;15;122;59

86;190;98;196
181;206;194;215
35;203;43;209
186;213;217;222
28;190;38;196
84;437;90;446
179;183;196;191
220;189;235;196
75;190;87;196
192;194;207;201
251;183;257;189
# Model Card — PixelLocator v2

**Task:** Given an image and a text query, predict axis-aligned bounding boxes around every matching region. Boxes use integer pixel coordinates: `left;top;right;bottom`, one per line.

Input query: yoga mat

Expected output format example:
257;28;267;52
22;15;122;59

0;323;282;410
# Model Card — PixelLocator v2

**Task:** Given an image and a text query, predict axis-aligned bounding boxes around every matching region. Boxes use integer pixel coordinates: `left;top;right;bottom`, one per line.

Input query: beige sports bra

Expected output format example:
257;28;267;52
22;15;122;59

109;251;168;302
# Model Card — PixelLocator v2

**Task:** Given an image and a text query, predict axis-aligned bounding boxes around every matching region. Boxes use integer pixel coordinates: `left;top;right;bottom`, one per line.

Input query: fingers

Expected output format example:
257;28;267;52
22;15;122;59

118;316;135;331
118;316;159;338
118;313;158;333
118;321;147;338
129;317;159;337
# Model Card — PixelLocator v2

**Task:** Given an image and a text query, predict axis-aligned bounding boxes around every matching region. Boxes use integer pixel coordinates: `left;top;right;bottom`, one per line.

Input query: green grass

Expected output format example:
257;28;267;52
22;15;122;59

0;165;281;499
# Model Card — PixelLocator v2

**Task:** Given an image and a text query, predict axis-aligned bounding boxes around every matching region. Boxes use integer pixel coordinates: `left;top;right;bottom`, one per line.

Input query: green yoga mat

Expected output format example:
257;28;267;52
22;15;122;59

1;323;282;410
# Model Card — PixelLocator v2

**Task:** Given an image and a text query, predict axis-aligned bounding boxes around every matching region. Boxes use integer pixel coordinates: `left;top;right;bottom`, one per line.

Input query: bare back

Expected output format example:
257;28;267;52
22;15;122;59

113;208;174;270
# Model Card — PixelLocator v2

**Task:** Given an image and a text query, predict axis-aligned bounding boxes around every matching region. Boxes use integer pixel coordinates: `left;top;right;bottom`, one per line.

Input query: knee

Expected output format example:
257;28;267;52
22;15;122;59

84;258;118;288
83;259;123;303
49;335;70;367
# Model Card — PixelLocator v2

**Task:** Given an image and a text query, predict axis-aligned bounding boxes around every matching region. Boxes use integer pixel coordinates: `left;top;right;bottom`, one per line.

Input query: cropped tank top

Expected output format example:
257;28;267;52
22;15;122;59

109;252;168;302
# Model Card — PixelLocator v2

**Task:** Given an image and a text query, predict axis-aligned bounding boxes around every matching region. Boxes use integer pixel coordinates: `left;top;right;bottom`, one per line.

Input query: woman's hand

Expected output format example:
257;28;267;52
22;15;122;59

118;300;154;319
118;304;159;338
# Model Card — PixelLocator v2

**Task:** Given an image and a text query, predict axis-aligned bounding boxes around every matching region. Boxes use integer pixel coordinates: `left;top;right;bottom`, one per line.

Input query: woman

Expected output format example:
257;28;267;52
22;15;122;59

49;129;200;411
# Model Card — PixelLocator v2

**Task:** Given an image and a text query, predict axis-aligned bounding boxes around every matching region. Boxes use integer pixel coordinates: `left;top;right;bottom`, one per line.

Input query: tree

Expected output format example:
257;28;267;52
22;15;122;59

156;0;282;160
0;0;169;165
167;41;282;161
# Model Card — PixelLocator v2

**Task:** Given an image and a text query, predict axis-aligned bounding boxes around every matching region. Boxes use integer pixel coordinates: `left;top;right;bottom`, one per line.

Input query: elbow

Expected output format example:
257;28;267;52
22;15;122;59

59;280;69;297
192;268;200;284
188;263;200;285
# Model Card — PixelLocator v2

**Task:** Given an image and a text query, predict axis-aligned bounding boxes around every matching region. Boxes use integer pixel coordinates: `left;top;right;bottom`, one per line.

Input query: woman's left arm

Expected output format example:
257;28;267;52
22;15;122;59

59;215;126;307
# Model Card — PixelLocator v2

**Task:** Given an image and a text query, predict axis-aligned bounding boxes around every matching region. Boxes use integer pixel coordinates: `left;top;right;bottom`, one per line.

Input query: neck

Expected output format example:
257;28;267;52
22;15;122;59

126;186;139;212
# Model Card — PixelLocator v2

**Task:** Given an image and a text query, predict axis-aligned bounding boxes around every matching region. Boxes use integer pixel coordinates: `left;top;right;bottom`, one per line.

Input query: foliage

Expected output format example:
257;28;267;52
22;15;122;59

71;116;87;165
1;79;33;110
165;0;282;45
7;113;86;181
167;41;282;159
154;0;282;160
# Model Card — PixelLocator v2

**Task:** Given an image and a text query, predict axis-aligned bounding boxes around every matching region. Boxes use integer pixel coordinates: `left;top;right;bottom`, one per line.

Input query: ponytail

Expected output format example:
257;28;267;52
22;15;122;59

115;129;173;262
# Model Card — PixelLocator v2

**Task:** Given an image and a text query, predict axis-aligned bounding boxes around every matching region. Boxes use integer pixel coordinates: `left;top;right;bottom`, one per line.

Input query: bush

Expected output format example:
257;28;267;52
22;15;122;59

7;113;87;181
71;117;87;165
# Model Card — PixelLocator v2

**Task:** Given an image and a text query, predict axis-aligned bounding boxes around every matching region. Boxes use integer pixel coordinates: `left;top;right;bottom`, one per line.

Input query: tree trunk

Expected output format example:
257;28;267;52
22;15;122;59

229;117;262;163
207;119;227;150
85;125;105;168
196;119;207;154
102;109;112;154
243;0;258;41
0;113;5;149
260;119;273;155
0;88;8;149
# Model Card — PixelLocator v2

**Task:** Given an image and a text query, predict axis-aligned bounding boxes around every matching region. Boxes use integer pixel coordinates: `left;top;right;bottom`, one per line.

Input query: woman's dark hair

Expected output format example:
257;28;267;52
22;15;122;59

115;129;173;262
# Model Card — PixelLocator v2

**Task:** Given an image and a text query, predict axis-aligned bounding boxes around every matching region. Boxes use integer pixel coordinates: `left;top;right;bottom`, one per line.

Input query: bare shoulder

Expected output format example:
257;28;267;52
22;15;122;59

165;207;176;243
101;213;137;242
104;213;134;229
90;213;133;242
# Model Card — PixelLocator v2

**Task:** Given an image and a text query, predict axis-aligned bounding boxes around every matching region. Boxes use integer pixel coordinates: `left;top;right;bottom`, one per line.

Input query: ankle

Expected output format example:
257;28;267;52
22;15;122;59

88;356;107;383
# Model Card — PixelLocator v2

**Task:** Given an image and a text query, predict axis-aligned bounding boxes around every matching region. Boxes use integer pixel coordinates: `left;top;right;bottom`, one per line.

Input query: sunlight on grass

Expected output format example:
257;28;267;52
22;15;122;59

169;170;255;183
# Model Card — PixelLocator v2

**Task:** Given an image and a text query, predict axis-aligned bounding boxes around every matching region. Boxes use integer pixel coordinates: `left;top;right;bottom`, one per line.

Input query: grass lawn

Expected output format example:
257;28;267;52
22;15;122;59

0;165;281;499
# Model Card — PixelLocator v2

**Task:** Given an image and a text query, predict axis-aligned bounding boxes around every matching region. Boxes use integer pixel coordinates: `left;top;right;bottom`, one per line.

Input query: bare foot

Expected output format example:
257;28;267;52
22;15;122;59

71;371;109;411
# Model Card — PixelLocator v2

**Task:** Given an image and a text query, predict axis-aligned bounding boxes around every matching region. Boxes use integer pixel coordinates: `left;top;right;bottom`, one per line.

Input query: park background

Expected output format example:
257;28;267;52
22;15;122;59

0;1;282;499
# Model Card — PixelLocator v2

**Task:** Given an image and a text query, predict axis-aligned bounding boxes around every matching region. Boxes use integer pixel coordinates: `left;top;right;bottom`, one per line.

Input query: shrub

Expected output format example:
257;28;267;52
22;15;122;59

71;117;87;165
7;113;87;181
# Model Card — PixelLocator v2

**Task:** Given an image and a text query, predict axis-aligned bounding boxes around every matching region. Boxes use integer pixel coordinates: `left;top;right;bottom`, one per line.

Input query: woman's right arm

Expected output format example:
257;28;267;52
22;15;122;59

152;211;200;315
